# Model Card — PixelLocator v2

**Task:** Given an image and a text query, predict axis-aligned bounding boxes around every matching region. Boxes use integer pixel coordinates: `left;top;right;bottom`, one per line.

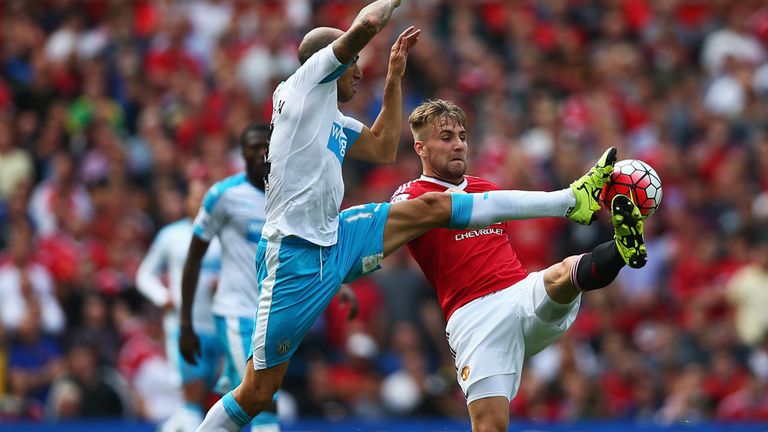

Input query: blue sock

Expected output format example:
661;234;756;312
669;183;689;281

449;193;474;228
222;392;252;428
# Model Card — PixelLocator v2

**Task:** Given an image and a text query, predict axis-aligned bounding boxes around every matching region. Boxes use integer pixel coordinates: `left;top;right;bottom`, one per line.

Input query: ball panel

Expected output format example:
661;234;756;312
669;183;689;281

632;172;651;189
645;184;658;198
601;159;662;218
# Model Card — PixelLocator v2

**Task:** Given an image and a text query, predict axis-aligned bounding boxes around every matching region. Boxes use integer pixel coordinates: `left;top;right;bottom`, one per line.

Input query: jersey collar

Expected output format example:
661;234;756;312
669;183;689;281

419;175;467;190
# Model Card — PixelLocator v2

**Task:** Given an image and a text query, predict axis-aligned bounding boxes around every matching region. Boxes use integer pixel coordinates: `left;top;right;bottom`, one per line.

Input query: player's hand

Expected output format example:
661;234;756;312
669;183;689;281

337;284;359;321
179;325;201;365
387;26;421;78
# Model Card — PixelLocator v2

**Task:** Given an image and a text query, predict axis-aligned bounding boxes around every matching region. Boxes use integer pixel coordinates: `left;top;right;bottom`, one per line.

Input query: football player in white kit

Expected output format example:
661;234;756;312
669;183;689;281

136;180;223;432
194;2;421;429
180;124;279;432
195;1;642;431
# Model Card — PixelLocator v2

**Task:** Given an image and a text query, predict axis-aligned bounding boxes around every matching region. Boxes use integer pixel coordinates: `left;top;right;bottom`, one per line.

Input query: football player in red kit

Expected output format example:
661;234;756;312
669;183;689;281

390;99;647;432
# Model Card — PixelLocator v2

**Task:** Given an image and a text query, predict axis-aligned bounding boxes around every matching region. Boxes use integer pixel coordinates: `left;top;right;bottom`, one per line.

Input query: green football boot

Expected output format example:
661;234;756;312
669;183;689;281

566;146;618;225
611;193;647;269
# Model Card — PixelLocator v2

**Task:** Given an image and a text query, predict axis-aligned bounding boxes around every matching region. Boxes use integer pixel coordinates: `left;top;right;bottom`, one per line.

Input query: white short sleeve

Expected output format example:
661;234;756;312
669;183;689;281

289;45;349;93
193;186;227;242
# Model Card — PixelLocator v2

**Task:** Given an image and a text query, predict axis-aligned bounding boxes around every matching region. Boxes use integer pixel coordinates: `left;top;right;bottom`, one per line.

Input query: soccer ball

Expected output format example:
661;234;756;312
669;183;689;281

600;159;662;218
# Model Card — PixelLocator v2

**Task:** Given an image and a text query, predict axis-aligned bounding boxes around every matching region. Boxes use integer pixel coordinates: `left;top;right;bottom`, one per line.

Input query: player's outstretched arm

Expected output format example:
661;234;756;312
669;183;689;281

347;26;420;164
179;235;210;365
332;0;403;64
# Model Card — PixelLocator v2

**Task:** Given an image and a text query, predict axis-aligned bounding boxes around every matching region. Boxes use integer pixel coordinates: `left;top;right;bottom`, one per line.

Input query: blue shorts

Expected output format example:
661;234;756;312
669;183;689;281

214;315;254;387
214;315;279;426
251;202;390;369
170;329;223;386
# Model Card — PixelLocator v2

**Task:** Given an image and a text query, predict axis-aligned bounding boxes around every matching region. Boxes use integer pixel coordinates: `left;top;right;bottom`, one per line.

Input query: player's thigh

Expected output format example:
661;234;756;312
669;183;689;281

383;192;452;256
521;270;581;357
252;238;341;369
446;287;525;400
335;203;390;282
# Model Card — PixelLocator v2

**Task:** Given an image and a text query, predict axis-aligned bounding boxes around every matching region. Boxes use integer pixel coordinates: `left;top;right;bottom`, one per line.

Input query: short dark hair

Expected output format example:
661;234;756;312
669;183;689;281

298;27;343;64
240;124;270;147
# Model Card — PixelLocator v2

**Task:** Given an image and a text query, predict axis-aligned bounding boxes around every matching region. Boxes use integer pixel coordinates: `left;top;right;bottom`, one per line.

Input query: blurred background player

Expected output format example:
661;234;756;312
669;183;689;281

136;180;223;432
179;124;280;432
390;99;646;432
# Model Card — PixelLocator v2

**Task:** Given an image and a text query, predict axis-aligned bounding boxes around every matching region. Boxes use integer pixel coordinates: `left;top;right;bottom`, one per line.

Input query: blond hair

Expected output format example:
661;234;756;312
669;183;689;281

408;99;467;141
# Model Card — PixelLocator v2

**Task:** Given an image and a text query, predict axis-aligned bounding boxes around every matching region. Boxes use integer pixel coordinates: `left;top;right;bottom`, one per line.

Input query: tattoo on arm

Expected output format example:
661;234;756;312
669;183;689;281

333;0;400;64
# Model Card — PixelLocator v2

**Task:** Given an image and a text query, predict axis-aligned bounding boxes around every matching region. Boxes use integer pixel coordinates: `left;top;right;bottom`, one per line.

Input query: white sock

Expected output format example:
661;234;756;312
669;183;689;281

195;398;245;432
454;189;575;228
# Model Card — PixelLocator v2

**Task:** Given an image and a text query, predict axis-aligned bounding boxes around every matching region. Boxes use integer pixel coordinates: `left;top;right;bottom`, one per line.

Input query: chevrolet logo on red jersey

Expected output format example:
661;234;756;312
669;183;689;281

454;227;504;241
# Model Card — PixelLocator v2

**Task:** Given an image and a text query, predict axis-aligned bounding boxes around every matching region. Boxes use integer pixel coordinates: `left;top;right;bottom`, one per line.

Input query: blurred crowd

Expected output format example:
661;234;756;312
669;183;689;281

2;0;768;425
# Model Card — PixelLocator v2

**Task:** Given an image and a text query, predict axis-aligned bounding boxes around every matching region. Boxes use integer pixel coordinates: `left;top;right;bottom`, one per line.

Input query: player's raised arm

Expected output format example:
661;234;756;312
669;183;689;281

347;26;420;164
332;0;403;64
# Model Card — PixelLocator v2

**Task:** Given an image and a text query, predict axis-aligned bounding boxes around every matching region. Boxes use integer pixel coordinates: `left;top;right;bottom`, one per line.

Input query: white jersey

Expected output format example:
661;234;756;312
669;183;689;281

193;173;266;317
136;219;221;334
263;44;365;247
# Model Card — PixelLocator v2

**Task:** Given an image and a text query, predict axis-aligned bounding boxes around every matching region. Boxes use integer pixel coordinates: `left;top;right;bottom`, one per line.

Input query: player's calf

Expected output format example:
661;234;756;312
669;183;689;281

232;367;283;417
570;241;627;292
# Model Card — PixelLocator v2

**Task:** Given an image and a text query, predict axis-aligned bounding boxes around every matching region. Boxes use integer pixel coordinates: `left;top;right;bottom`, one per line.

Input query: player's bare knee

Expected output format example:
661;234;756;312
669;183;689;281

562;255;579;271
544;259;571;288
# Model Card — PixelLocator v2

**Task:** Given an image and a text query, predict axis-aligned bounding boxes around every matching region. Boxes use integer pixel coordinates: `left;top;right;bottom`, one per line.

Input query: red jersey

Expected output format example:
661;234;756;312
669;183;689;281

390;175;528;320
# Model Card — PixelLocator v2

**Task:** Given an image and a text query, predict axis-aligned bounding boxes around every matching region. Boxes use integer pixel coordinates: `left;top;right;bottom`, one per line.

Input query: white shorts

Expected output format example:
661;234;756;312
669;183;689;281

445;271;581;404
